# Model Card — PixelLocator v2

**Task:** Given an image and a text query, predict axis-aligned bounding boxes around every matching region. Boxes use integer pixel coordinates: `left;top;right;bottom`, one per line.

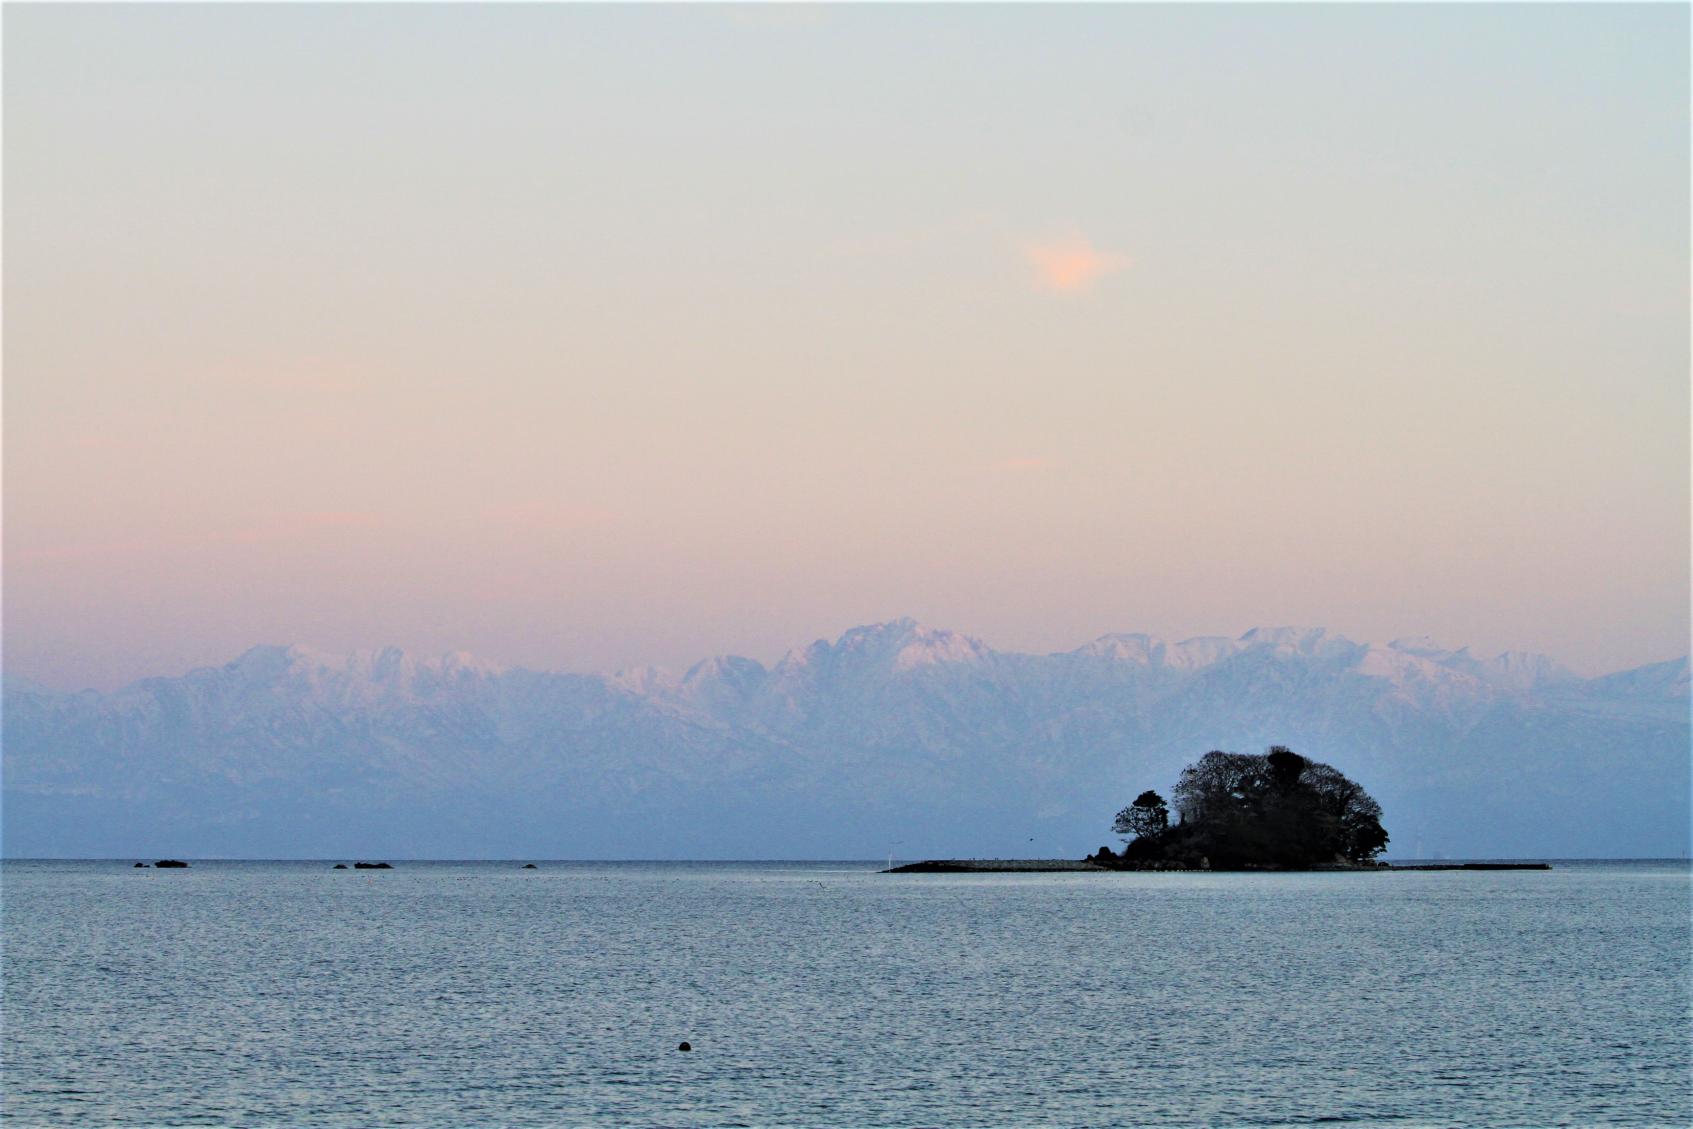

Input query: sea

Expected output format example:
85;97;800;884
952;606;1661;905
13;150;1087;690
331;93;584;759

3;859;1688;1127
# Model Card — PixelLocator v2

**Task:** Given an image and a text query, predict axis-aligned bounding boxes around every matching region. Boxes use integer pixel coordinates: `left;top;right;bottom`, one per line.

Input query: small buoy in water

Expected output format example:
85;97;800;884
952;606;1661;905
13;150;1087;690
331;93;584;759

677;1041;692;1052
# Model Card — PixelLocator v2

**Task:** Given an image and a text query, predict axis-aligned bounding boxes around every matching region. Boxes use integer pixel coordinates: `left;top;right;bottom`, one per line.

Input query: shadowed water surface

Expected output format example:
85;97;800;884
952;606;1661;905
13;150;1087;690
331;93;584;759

4;860;1688;1126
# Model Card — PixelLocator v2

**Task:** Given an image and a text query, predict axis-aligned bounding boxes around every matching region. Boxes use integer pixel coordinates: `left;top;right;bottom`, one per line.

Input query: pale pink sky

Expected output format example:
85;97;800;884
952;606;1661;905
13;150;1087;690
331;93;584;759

5;6;1688;689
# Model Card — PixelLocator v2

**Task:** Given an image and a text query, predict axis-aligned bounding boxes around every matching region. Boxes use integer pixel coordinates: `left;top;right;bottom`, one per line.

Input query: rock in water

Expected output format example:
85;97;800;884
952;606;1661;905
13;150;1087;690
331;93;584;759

133;862;149;868
677;1042;692;1052
352;862;392;869
154;860;189;868
332;864;348;869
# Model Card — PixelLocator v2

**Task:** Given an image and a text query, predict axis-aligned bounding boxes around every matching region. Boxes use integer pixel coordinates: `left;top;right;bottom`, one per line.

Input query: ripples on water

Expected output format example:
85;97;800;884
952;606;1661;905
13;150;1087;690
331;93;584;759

3;860;1688;1127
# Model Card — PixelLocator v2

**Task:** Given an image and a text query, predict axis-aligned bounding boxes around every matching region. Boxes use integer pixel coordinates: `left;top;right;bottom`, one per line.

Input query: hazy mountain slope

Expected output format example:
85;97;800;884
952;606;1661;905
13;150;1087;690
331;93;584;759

4;621;1686;858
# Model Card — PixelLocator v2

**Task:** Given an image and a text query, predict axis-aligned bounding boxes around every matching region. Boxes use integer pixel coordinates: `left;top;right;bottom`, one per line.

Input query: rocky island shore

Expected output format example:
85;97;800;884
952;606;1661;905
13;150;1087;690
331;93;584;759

886;858;1549;873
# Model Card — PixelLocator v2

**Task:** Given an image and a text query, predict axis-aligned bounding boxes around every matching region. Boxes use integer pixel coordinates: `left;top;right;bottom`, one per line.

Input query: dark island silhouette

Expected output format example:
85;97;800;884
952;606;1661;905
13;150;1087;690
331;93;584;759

890;746;1547;873
1095;746;1388;869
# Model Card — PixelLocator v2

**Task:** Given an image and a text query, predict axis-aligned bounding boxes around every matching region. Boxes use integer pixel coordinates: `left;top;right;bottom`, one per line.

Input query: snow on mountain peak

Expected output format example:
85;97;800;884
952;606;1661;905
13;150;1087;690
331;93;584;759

1074;634;1167;664
1236;626;1364;662
9;624;1689;862
1388;635;1461;658
894;630;990;671
439;650;505;678
683;654;766;684
834;617;928;650
228;643;345;682
609;665;677;695
1073;633;1240;669
227;644;288;681
371;645;415;682
223;644;510;694
96;623;1684;707
829;619;990;668
765;619;992;680
1381;636;1574;690
1165;636;1242;669
680;654;767;694
1239;626;1332;650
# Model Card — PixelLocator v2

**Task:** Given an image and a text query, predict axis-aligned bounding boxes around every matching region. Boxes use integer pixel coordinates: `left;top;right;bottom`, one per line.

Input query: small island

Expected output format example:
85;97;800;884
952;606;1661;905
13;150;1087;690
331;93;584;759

892;747;1386;873
888;747;1550;873
1093;747;1389;870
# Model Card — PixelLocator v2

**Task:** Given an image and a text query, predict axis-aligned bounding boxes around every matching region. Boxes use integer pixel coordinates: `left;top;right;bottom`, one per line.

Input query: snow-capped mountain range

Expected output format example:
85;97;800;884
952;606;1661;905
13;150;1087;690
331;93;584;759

4;620;1687;859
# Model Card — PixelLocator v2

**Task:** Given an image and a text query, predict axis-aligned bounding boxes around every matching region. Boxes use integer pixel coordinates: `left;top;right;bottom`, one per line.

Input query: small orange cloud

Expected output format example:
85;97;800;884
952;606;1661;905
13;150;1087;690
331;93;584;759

1024;236;1130;293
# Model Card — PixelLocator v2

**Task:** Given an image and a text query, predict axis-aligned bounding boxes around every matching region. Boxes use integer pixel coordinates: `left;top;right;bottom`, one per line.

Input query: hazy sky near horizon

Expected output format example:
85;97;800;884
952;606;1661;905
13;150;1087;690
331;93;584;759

6;5;1688;690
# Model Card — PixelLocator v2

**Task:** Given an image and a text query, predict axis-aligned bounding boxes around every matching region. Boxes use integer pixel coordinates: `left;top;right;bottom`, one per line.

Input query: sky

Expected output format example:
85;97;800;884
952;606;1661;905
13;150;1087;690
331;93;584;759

5;5;1688;691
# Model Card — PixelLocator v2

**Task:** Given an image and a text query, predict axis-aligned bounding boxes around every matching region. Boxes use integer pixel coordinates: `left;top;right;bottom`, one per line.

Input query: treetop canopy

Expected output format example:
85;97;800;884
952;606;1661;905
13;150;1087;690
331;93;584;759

1108;746;1388;869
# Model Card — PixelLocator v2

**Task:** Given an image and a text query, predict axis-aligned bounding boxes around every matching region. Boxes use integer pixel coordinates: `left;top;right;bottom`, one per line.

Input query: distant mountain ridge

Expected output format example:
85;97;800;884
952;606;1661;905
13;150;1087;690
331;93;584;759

4;620;1687;859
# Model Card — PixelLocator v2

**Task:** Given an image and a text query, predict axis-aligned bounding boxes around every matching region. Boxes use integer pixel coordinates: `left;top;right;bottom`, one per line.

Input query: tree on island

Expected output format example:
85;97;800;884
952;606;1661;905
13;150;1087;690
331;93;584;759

1113;790;1170;842
1104;746;1389;869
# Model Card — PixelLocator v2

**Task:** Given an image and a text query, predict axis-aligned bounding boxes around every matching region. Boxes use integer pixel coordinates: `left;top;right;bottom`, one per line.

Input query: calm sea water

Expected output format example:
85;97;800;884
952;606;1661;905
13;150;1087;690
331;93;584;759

3;859;1688;1127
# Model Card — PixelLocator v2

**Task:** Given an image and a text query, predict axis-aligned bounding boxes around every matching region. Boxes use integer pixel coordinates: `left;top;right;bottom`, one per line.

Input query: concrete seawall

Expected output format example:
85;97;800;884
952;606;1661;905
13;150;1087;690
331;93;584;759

885;859;1109;873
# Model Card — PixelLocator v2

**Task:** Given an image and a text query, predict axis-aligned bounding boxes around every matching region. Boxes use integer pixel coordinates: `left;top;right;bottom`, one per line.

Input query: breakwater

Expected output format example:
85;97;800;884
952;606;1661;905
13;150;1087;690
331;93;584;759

885;859;1109;873
887;859;1552;873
